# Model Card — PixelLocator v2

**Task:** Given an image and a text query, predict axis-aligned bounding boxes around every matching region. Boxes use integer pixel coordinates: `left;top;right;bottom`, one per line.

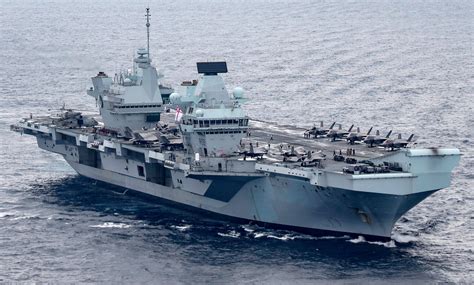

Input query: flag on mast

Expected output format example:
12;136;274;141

175;107;183;122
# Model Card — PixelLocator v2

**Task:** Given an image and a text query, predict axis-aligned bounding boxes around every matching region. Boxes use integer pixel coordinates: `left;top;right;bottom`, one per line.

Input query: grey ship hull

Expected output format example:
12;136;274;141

13;118;459;240
65;157;435;240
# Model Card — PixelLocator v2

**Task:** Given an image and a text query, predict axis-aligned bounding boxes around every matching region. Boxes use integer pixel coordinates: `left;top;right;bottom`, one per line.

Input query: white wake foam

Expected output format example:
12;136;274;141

347;236;397;248
90;222;131;229
218;230;241;238
171;224;191;232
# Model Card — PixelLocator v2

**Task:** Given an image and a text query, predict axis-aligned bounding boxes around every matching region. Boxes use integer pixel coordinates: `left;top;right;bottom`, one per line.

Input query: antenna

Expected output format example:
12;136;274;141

132;51;136;74
145;7;151;58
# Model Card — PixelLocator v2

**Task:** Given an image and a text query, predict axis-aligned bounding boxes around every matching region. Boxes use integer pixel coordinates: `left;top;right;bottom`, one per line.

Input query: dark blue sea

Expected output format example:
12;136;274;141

1;0;473;283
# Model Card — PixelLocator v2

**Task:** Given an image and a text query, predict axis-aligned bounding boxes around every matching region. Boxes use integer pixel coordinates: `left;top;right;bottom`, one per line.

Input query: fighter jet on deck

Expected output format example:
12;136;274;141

124;127;159;145
304;122;336;138
327;124;354;141
239;142;267;159
364;130;392;147
381;134;415;150
159;134;184;151
346;127;373;145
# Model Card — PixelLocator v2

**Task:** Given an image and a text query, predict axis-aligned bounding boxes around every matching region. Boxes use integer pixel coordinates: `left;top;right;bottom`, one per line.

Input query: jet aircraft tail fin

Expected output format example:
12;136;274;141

367;127;373;135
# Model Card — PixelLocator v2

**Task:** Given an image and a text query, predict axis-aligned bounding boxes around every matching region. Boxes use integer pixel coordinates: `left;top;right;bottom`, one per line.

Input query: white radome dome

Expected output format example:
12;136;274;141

195;109;204;117
233;87;244;99
169;92;181;104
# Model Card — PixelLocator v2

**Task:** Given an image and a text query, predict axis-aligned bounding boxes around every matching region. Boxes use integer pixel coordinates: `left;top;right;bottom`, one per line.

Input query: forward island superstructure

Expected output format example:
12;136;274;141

11;9;460;240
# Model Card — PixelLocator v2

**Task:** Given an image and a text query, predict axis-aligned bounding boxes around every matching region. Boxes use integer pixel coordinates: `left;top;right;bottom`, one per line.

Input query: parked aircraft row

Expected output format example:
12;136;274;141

304;121;415;149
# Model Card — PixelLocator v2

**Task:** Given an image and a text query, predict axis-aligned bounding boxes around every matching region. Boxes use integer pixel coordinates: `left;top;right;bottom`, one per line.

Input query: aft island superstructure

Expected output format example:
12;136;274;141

11;9;460;240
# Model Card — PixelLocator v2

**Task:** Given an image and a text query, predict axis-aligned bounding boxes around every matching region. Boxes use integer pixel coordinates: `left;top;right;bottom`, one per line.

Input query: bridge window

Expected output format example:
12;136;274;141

204;120;210;127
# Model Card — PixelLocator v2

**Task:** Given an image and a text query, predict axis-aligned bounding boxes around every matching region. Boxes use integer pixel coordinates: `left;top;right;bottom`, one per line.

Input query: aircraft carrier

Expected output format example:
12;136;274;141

10;9;460;240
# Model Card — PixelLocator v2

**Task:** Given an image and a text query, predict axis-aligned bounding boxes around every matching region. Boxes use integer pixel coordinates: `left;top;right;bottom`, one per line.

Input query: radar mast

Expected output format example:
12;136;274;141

145;7;151;58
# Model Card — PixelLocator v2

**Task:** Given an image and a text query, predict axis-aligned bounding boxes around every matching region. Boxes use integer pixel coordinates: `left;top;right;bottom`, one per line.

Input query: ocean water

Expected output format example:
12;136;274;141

0;0;473;283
